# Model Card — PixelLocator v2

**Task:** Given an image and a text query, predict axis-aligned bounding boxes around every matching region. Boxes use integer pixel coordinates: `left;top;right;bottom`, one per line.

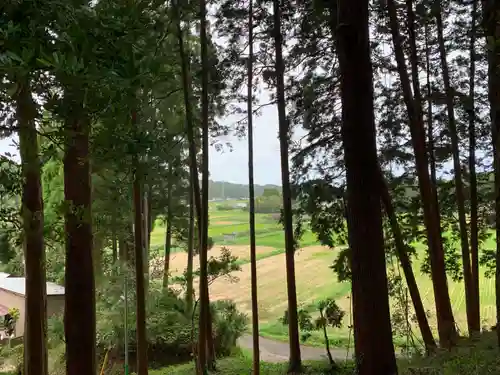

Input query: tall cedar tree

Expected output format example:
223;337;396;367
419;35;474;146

423;23;439;222
468;0;481;334
272;0;302;371
133;110;148;375
247;0;260;373
199;0;216;367
185;184;195;313
172;2;208;370
434;1;476;335
336;0;398;374
387;0;458;347
17;79;49;375
64;102;96;375
163;164;174;288
379;176;436;351
480;0;500;346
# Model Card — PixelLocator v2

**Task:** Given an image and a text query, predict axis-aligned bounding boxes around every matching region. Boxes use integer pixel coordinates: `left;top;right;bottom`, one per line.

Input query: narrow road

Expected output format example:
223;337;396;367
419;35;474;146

237;335;354;363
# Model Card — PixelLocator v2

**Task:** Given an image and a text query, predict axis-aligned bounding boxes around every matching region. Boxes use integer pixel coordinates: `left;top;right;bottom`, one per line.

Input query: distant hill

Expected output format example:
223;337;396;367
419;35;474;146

209;180;281;200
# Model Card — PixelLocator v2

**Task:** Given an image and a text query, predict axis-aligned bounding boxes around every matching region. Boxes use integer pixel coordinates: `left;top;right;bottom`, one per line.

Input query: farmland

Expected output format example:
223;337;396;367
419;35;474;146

149;200;498;348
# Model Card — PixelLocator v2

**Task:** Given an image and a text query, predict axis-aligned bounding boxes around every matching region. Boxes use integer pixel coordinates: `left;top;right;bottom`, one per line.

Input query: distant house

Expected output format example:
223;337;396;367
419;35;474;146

0;276;65;338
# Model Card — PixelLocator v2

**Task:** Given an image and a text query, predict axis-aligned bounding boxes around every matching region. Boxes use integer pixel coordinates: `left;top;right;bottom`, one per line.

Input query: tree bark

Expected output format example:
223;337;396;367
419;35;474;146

272;0;302;371
199;0;215;368
319;310;335;368
119;238;126;262
16;78;48;375
424;23;440;207
336;1;397;373
143;187;150;291
112;222;118;266
434;2;475;336
133;111;148;375
185;185;195;314
247;1;260;373
467;0;481;336
379;175;436;352
387;0;457;347
63;104;95;375
163;170;173;288
480;0;500;346
174;5;207;369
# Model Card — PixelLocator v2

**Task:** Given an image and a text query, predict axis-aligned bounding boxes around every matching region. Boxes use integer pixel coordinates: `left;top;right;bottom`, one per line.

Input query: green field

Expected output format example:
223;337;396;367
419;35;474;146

150;200;498;348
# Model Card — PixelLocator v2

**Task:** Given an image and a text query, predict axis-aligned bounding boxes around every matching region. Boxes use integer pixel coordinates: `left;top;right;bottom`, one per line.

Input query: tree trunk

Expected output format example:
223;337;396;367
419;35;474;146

481;0;500;346
163;171;173;288
112;223;118;265
247;1;260;373
63;106;95;375
119;236;128;262
434;3;476;336
185;185;195;314
467;0;481;336
271;0;301;371
387;0;457;347
16;79;48;375
379;175;436;352
133;112;148;375
174;2;207;371
148;184;153;250
319;310;335;368
424;23;439;207
336;2;398;373
143;188;150;291
199;0;214;368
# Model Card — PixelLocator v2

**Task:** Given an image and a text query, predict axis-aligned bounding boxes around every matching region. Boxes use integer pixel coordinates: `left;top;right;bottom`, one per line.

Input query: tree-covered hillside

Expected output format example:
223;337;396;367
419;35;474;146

209;180;280;200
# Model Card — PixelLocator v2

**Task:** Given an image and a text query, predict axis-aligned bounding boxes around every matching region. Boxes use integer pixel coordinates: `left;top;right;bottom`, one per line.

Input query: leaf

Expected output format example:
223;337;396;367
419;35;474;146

36;58;53;67
6;83;18;97
5;51;23;63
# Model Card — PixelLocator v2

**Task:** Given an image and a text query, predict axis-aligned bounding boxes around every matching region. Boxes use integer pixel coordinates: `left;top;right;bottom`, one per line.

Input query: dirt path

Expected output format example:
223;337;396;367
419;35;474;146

237;334;354;363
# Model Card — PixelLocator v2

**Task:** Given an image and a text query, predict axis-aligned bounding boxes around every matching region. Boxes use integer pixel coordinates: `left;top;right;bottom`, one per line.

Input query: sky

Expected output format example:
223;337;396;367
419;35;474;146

0;98;284;186
210;106;282;185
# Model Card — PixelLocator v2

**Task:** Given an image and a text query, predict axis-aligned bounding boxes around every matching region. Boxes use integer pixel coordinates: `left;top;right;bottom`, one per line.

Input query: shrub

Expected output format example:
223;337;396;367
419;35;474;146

242;195;283;214
216;204;239;211
45;273;247;369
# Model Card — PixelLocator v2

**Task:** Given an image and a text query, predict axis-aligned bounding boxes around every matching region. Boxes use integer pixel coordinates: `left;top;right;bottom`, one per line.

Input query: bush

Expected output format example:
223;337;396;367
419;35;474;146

216;204;239;211
243;195;282;214
44;272;247;370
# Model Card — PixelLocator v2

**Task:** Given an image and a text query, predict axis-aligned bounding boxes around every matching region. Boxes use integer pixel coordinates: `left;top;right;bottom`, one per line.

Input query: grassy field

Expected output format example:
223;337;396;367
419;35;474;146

149;199;498;348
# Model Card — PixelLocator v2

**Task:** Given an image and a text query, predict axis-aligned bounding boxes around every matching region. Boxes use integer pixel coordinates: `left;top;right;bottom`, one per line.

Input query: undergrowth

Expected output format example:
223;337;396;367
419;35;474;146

152;332;500;375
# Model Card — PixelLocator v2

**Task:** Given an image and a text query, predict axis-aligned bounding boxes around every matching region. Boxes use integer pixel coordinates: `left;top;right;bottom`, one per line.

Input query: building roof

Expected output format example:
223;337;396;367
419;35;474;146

0;277;65;296
0;303;8;316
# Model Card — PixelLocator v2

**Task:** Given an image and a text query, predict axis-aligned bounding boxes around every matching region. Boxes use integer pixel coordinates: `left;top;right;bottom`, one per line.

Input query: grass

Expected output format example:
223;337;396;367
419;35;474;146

150;358;345;375
149;204;500;349
150;332;500;374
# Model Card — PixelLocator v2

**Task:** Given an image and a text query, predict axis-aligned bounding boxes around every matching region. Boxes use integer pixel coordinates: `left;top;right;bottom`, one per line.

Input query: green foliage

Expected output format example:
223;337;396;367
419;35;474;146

280;298;345;343
262;188;281;197
208;181;281;200
47;271;248;366
150;356;349;375
244;195;282;214
215;204;240;211
0;230;15;265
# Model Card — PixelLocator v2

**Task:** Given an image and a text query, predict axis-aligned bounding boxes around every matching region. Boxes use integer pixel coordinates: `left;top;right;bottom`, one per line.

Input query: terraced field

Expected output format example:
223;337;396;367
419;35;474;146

150;200;498;347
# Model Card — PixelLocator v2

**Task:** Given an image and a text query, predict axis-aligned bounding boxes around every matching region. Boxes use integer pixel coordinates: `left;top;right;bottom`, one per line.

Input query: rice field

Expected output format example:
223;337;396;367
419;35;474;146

149;199;499;347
